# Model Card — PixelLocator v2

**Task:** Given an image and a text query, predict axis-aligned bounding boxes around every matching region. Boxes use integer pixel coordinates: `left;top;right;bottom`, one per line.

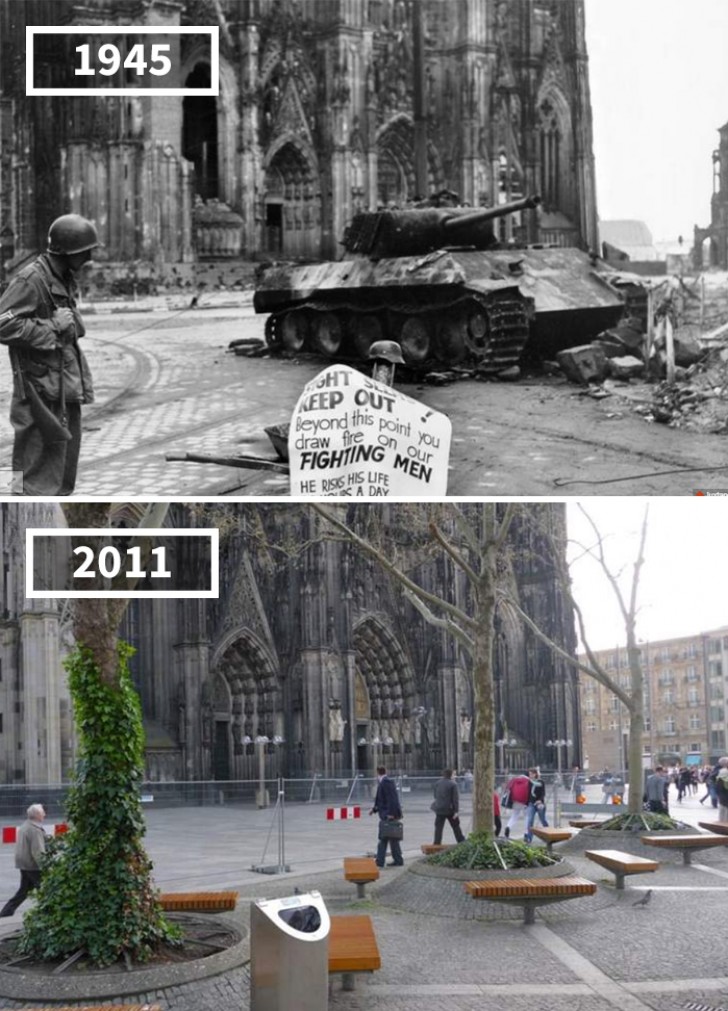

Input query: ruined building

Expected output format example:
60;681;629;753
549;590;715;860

694;121;728;269
0;0;598;272
0;503;579;784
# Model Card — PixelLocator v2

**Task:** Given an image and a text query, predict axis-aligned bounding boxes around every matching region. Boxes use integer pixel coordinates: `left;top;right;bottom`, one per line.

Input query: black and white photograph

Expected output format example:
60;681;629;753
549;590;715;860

2;0;728;496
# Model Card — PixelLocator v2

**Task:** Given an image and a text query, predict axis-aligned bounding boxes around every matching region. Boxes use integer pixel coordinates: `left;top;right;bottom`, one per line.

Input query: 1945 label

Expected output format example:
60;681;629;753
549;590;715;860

26;26;219;97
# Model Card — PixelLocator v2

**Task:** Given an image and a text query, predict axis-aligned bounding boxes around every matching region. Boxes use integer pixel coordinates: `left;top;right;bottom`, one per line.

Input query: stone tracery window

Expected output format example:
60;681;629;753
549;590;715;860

538;98;561;209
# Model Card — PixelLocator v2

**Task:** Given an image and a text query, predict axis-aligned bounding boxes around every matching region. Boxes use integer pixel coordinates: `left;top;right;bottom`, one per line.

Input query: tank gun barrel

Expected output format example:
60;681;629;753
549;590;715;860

443;194;542;232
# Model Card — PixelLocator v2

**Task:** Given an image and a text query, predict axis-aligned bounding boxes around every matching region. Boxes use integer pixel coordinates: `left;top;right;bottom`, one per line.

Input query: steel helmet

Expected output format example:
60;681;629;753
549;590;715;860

368;340;405;364
47;214;101;255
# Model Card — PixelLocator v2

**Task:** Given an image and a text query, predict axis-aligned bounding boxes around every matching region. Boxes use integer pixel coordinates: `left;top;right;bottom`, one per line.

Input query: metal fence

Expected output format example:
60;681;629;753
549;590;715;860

0;770;627;821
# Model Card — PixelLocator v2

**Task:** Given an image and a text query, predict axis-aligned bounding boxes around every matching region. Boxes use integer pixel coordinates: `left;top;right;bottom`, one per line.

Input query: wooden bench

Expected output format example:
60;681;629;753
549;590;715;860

640;833;728;865
421;843;454;855
699;821;728;836
343;856;380;899
568;817;610;829
531;827;573;854
585;849;659;890
464;875;596;924
329;913;381;991
158;890;238;912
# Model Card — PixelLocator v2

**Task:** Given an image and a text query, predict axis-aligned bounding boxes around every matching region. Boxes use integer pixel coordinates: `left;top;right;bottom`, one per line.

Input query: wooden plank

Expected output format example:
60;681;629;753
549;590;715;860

568;818;608;828
159;890;238;912
532;828;572;843
640;834;728;850
328;915;381;973
464;876;596;899
421;843;453;854
343;856;379;883
585;849;658;874
698;821;728;836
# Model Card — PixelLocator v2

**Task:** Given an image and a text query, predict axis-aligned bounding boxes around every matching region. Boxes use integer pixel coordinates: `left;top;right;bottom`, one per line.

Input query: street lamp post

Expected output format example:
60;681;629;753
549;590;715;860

496;737;516;777
547;738;572;825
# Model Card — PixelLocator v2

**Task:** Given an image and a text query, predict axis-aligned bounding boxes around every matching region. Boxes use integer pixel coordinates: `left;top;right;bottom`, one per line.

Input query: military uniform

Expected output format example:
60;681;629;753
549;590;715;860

0;253;94;495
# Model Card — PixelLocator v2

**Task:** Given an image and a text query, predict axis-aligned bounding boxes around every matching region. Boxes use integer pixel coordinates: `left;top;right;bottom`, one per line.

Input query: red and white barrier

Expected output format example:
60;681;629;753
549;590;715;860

326;806;361;821
2;823;68;844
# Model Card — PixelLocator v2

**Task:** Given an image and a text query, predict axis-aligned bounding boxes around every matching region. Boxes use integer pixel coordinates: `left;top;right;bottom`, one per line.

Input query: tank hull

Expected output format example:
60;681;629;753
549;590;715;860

254;246;627;371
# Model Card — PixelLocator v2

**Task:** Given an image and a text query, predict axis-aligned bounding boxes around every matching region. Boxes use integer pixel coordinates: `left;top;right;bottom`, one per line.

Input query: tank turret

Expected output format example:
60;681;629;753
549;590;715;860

344;194;542;258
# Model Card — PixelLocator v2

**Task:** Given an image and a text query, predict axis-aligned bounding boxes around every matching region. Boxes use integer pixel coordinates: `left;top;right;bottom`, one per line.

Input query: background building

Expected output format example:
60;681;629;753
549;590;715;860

0;503;579;785
0;0;598;276
578;629;728;773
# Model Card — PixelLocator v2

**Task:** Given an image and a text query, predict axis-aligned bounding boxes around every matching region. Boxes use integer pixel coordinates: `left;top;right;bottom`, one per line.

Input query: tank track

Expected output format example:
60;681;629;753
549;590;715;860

265;290;531;374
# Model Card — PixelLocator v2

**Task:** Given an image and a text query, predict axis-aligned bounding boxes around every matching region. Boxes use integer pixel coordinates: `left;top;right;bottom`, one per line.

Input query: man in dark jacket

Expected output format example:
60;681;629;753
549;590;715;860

432;768;465;844
370;765;403;867
0;214;98;494
0;803;46;917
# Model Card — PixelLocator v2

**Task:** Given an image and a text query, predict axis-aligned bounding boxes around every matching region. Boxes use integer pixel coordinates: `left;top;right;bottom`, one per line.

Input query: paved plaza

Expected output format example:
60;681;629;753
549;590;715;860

1;783;728;1009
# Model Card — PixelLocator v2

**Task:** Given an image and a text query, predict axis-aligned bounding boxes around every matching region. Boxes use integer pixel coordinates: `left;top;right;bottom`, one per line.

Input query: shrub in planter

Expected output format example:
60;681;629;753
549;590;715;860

597;812;691;832
426;832;560;871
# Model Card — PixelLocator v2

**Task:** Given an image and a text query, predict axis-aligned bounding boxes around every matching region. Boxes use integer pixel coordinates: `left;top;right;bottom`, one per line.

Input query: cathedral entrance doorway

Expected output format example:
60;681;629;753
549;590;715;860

213;720;230;781
264;142;320;259
183;64;219;200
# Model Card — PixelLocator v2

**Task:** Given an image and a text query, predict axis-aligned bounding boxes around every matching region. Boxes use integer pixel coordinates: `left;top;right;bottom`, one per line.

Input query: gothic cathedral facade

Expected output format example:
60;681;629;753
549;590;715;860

0;0;598;268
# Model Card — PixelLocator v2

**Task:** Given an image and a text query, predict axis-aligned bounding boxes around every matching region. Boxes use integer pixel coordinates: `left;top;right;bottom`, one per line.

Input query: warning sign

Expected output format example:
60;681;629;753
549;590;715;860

288;366;451;496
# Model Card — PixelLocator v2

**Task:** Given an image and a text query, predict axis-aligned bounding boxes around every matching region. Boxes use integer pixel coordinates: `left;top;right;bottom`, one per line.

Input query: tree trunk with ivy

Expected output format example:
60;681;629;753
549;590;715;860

17;501;179;966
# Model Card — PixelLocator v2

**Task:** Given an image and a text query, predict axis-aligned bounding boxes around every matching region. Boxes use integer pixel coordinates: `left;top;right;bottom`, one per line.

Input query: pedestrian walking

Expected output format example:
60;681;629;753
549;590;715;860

431;768;465;845
370;766;404;867
524;767;549;843
0;214;98;495
502;770;531;839
0;804;46;917
715;757;728;822
493;789;502;837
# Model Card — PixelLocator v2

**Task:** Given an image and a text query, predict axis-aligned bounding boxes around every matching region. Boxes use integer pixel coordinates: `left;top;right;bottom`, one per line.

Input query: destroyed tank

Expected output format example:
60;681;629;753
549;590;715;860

254;194;628;372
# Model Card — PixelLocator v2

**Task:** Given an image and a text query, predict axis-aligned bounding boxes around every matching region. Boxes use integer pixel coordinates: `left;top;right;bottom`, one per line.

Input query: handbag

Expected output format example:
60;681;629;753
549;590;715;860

501;788;513;808
378;819;403;841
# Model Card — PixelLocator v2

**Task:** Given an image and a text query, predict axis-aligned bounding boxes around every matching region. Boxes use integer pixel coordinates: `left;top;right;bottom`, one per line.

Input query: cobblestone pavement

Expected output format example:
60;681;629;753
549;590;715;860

3;294;728;496
1;785;727;1009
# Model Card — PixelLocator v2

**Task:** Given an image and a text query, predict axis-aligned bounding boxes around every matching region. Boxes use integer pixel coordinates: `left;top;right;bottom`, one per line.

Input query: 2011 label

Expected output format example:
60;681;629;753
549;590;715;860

74;42;172;77
73;545;171;580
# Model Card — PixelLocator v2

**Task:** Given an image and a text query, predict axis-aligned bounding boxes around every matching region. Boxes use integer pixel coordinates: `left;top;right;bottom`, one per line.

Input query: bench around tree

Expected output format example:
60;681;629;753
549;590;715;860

420;843;454;855
464;875;596;924
640;833;728;865
343;856;380;898
531;827;573;854
329;913;381;991
585;849;659;890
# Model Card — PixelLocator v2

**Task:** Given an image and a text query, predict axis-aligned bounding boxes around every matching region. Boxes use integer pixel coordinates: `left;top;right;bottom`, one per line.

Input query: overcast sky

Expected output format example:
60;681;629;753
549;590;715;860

566;498;728;652
585;0;728;244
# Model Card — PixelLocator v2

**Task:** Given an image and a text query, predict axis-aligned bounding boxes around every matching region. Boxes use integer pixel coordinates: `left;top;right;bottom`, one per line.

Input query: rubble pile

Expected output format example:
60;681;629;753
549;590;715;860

637;347;728;432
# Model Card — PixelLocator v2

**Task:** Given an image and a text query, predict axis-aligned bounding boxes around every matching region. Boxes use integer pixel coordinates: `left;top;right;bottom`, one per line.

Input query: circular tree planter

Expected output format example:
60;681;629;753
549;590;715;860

0;913;249;1005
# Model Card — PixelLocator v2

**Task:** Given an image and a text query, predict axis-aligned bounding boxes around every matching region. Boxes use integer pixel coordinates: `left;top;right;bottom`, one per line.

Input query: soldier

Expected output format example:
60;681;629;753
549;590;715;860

0;214;98;494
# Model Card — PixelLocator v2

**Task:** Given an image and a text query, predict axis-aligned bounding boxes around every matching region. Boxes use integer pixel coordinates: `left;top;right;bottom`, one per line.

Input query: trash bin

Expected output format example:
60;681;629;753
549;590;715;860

250;890;330;1010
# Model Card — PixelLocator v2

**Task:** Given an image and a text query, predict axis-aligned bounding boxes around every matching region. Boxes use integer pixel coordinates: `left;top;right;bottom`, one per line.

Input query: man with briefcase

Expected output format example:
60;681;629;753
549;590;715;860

0;214;98;495
370;765;404;867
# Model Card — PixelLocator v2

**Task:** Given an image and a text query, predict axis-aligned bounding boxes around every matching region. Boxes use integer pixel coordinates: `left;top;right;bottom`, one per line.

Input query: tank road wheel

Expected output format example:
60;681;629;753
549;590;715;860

463;299;490;357
310;312;343;357
437;310;467;364
399;315;431;364
264;314;281;348
279;310;309;353
349;314;383;359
